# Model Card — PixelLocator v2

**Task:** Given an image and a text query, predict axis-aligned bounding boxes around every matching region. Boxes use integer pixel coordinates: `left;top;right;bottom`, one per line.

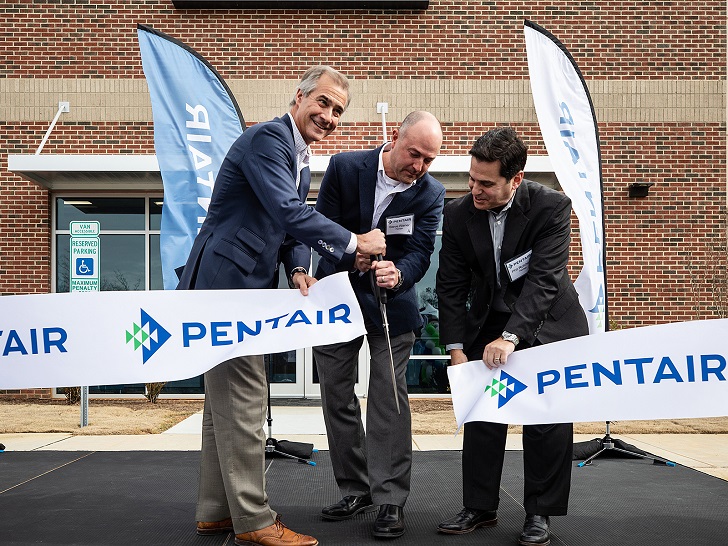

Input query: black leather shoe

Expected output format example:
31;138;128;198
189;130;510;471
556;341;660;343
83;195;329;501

437;507;498;534
321;494;375;520
372;504;405;538
518;514;551;545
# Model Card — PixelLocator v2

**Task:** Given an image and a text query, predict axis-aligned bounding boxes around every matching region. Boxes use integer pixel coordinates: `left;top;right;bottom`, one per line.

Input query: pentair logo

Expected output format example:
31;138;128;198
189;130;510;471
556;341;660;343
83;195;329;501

125;309;171;364
484;370;527;408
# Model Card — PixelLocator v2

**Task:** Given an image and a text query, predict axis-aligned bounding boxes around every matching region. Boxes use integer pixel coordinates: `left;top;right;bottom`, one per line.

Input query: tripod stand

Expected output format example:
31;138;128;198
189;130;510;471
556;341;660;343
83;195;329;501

264;354;317;466
577;421;676;467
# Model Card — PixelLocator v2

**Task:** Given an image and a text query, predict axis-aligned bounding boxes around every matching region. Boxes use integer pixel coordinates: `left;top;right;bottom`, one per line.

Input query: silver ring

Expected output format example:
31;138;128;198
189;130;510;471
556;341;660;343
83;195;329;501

494;357;501;362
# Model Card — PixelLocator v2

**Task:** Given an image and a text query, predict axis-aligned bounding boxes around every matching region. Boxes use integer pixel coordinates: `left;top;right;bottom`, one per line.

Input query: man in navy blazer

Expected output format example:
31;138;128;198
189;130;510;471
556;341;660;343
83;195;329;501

313;111;445;539
178;66;385;546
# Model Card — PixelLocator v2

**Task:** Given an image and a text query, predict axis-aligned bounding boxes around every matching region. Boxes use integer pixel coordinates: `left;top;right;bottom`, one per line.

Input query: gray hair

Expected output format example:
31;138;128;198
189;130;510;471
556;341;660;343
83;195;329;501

289;65;351;110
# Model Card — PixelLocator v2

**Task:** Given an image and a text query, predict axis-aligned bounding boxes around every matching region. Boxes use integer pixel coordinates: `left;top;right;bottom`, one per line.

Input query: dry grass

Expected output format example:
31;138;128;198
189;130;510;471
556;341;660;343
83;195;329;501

408;399;728;435
0;399;204;435
2;398;727;436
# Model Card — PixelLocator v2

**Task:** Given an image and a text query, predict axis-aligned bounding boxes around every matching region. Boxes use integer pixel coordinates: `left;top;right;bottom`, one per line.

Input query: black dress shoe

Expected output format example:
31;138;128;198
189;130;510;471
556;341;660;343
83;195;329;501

321;494;375;520
372;504;405;538
437;507;498;534
518;514;551;545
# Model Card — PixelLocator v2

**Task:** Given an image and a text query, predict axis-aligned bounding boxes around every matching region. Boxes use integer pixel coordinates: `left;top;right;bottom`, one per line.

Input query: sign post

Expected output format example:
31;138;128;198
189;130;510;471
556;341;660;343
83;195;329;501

69;221;100;427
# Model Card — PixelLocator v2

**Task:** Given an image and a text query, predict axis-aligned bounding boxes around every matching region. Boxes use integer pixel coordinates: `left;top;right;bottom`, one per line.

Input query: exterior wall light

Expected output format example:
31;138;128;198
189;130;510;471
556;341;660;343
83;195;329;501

628;182;654;198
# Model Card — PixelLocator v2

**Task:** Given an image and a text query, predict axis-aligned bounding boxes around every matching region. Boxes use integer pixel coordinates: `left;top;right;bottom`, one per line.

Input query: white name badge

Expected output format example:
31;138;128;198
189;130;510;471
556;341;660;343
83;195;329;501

386;214;414;236
505;249;532;282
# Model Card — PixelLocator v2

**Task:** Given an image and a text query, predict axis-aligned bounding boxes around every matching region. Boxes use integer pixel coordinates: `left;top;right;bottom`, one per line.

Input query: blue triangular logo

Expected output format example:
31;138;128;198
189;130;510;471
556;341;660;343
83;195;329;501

140;309;171;364
496;370;527;408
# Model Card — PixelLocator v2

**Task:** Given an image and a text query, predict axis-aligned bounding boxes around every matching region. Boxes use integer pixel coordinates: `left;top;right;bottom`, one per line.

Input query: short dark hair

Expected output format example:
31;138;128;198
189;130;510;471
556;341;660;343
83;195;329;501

469;127;528;181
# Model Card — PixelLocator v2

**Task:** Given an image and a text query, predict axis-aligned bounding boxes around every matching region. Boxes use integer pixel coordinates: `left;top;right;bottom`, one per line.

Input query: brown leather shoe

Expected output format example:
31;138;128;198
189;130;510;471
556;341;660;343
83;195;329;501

234;516;318;546
196;517;233;535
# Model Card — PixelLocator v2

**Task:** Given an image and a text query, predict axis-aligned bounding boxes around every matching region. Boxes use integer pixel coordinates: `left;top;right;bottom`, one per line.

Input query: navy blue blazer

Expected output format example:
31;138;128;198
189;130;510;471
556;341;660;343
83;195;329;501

315;146;445;337
177;115;352;291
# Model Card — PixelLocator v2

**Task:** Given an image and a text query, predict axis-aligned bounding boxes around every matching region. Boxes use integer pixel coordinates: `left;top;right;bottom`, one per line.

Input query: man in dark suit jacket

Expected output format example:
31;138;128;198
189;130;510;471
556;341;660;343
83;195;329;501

177;66;385;546
436;127;588;546
312;111;445;539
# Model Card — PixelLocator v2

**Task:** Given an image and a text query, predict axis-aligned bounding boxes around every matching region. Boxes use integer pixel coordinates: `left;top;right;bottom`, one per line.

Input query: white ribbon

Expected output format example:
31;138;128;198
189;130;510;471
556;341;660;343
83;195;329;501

0;272;365;389
449;319;728;427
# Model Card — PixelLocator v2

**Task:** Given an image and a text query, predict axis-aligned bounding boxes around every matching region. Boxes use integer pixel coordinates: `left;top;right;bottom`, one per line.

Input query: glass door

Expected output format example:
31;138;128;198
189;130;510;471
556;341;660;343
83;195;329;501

267;348;306;397
302;342;369;399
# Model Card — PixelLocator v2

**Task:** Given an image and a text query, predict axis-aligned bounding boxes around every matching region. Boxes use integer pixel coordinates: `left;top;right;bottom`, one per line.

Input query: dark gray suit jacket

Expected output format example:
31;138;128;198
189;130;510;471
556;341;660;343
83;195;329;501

177;115;352;291
436;180;588;352
315;146;445;337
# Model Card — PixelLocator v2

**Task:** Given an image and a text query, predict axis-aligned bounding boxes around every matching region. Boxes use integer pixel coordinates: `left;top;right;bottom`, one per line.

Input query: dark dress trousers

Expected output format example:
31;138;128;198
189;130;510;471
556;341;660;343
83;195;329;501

314;146;445;507
176;115;353;534
436;180;589;516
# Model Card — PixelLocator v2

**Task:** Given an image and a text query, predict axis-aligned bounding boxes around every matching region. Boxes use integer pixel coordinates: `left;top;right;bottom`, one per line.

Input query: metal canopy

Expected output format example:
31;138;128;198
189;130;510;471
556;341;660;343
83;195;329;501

8;155;163;191
7;154;553;193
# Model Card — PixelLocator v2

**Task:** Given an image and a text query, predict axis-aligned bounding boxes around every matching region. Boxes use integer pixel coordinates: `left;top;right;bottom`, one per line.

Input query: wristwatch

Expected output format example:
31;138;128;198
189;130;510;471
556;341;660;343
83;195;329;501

393;268;404;290
501;331;520;347
289;266;307;281
288;266;307;288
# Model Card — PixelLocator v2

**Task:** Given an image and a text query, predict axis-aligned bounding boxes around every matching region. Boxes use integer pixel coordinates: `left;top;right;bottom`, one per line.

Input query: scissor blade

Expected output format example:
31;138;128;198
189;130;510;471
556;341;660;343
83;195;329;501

380;303;401;415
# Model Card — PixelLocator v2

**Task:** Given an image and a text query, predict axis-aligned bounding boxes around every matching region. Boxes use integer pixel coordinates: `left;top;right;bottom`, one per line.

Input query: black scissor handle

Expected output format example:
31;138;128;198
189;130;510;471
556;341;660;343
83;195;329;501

370;254;388;304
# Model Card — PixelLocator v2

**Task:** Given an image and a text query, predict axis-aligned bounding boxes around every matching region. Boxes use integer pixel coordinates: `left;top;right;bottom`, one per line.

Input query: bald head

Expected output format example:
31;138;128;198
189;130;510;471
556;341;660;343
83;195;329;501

399;110;443;142
384;111;443;184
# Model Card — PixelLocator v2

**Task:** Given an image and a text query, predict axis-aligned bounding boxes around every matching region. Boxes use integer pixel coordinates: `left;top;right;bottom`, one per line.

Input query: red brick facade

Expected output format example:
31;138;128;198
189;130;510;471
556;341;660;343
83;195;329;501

0;1;725;397
1;2;723;79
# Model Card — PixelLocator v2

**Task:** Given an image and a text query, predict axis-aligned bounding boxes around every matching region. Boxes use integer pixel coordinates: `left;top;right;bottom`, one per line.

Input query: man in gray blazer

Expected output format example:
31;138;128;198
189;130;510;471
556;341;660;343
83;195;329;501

177;66;385;546
313;111;445;539
436;127;588;546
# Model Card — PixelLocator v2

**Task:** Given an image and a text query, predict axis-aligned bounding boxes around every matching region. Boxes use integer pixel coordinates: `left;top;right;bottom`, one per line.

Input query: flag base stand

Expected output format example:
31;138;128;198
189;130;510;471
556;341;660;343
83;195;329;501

575;421;676;468
265;436;316;466
264;355;317;467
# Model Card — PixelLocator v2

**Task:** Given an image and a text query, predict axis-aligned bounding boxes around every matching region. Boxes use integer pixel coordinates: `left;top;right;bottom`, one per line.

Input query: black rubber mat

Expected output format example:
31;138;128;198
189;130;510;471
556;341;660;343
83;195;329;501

1;450;727;545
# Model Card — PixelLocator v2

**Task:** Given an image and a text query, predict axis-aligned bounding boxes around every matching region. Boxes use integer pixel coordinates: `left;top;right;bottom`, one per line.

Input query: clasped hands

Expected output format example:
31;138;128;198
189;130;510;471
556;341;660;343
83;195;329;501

354;253;398;289
292;228;388;296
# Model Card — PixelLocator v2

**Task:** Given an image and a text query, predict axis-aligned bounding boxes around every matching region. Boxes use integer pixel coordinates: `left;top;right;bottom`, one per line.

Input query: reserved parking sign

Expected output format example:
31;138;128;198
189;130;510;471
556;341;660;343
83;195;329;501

70;221;100;293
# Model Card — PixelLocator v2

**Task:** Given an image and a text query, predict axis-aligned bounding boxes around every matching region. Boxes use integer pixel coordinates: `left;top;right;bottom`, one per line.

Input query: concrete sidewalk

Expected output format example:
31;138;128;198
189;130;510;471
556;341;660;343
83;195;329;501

3;405;728;481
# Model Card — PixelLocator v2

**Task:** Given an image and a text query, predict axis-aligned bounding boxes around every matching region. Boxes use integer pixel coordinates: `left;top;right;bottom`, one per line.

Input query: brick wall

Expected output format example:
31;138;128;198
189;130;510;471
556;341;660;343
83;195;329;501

602;122;726;326
0;1;725;397
0;388;54;400
0;1;723;78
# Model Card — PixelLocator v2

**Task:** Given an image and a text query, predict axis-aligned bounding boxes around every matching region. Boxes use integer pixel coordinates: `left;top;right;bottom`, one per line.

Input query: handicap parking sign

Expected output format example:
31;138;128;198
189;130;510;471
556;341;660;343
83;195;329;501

75;258;94;276
70;225;99;292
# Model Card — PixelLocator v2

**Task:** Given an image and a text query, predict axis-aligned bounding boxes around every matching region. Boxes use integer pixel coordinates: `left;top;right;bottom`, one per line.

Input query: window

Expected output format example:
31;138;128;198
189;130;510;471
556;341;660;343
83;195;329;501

53;196;203;396
407;211;447;394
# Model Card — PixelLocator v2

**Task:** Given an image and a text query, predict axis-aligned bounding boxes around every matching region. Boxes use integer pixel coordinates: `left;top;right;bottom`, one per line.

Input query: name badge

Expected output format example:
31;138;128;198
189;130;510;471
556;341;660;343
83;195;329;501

505;249;532;282
386;214;414;236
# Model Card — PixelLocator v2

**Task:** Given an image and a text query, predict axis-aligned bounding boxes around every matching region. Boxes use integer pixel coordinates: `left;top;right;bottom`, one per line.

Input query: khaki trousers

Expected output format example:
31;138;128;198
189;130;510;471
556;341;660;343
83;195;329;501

195;355;277;534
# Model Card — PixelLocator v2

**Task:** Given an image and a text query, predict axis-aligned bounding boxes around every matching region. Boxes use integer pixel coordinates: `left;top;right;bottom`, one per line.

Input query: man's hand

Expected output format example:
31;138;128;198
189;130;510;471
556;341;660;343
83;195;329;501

448;348;469;366
482;338;516;370
371;259;398;289
356;229;386;256
354;252;372;273
292;272;317;296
